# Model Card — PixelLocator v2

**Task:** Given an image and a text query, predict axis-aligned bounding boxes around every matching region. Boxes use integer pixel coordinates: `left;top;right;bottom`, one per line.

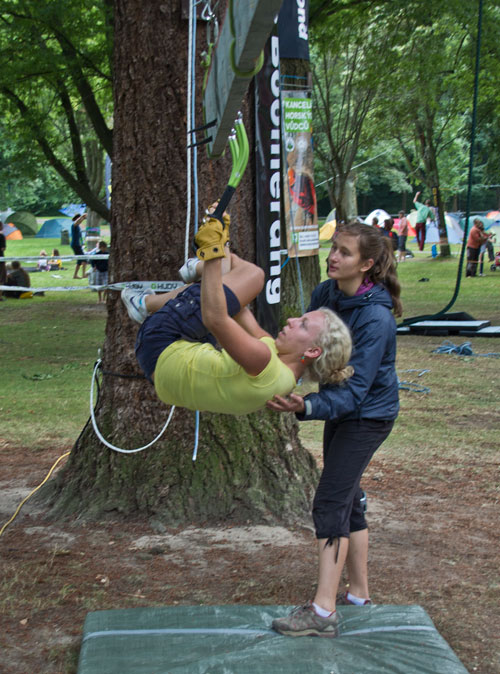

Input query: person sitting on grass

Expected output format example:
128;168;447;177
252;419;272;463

49;249;63;270
5;261;31;298
121;211;353;416
37;250;50;271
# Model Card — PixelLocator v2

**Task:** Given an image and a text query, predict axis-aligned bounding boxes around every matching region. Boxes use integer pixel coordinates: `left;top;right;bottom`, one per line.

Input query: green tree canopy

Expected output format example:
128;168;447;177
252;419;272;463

0;0;112;218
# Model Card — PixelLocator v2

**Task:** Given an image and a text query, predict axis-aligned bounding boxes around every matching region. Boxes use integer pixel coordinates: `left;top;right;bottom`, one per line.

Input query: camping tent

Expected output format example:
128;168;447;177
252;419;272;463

364;208;391;226
485;222;500;242
35;218;72;238
319;208;336;241
407;211;463;244
459;215;495;230
3;223;23;240
0;207;14;223
60;204;85;218
7;210;38;235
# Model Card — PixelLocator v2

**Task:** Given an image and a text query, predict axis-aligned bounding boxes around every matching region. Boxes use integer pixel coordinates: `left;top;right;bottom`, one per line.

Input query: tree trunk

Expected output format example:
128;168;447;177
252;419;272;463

85;139;105;247
44;0;319;525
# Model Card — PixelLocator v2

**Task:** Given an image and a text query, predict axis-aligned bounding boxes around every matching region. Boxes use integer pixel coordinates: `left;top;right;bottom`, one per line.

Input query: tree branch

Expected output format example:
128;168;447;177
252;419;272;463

1;86;110;220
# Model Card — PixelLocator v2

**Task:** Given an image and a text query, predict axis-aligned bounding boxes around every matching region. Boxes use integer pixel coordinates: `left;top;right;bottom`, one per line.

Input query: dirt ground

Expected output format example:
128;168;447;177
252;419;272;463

0;445;498;674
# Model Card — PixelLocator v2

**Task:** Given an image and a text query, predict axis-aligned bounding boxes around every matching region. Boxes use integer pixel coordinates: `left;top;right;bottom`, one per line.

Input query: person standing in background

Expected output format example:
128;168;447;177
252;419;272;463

0;221;6;301
413;192;434;252
397;210;409;262
466;219;489;278
71;213;87;279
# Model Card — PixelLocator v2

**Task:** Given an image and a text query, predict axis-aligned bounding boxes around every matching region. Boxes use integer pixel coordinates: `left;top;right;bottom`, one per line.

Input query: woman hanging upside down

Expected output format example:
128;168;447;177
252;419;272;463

121;213;353;415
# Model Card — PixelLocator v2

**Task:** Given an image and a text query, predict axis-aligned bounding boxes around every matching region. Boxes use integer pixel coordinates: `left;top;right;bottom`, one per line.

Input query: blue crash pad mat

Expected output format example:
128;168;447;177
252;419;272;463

77;604;468;674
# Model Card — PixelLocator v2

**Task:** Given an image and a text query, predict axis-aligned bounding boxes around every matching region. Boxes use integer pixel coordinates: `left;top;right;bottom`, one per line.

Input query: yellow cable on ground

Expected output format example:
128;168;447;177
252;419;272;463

0;451;70;538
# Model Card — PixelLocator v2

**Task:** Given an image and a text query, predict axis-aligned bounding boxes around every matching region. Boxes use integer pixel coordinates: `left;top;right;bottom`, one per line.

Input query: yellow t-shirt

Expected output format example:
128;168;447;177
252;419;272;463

154;336;295;415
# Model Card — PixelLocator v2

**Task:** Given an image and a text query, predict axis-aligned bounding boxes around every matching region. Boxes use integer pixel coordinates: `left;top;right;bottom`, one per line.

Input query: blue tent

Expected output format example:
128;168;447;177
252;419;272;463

35;218;72;238
60;204;85;218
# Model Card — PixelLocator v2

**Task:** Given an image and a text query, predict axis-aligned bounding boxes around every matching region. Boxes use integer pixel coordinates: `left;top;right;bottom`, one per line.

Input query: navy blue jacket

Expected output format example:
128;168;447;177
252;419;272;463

299;279;399;422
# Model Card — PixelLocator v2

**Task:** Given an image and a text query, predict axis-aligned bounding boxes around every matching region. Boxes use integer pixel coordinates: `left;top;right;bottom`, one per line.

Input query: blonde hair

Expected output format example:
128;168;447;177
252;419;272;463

306;307;353;385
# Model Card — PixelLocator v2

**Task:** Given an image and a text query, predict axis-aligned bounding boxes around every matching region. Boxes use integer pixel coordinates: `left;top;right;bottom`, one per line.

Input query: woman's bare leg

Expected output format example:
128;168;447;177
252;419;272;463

144;249;263;315
314;537;349;613
344;529;370;598
144;284;190;313
215;253;265;307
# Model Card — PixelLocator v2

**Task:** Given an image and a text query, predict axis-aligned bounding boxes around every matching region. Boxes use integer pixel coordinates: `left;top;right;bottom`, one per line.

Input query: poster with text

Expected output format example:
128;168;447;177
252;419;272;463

282;91;318;258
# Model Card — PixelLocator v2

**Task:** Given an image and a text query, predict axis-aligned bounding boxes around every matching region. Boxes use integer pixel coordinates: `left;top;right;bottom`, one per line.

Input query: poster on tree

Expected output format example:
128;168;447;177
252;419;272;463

281;90;318;258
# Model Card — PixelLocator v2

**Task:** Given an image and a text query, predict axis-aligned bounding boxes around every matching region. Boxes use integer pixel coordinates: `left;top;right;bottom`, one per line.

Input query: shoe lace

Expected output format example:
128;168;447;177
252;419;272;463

290;601;314;617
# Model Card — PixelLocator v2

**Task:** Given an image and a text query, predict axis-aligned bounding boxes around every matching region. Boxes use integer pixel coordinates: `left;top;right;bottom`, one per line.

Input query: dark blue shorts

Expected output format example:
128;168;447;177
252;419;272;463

135;283;241;380
71;244;84;265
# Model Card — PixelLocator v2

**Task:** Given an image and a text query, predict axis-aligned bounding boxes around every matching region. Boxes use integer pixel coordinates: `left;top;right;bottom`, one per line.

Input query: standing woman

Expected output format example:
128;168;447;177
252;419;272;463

0;221;6;301
397;210;409;262
71;213;87;279
269;221;402;638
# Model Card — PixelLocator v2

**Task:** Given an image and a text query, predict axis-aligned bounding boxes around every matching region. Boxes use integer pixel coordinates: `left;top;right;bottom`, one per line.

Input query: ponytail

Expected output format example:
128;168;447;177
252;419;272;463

337;221;403;317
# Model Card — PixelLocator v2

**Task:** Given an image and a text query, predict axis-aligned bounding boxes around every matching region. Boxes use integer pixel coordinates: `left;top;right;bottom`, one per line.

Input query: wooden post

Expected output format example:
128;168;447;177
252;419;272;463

203;0;283;157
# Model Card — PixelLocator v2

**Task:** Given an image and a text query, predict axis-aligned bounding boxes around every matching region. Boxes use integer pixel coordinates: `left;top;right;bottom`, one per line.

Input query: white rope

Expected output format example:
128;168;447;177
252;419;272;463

184;0;194;263
90;359;175;454
187;0;202;462
0;254;109;262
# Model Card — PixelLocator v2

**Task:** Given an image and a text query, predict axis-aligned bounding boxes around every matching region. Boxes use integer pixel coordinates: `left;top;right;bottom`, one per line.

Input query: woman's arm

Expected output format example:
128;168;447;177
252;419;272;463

233;306;271;339
201;258;272;376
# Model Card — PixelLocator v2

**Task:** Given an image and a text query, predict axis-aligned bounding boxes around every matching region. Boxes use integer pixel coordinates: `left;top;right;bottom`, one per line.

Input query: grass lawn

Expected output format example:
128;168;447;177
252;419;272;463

1;237;108;449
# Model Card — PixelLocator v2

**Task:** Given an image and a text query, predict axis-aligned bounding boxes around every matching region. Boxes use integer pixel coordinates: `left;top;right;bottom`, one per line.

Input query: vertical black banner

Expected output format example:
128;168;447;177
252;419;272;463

255;30;281;337
278;0;310;60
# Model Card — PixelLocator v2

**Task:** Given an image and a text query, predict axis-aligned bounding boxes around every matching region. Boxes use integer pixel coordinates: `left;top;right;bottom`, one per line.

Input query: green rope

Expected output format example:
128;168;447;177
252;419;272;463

399;0;483;327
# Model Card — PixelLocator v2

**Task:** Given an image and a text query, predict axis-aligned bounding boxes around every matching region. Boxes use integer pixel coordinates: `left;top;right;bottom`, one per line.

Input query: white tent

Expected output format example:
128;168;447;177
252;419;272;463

364;208;391;226
319;208;336;241
0;207;14;223
407;211;463;244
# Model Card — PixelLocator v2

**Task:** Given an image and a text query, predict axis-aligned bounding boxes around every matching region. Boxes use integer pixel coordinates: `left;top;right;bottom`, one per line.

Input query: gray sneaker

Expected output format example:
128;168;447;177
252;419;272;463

178;257;200;283
272;601;338;638
121;287;154;324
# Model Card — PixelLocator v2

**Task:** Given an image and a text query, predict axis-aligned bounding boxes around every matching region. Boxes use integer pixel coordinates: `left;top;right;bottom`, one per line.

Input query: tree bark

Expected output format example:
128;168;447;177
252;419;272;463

417;115;451;257
45;0;319;526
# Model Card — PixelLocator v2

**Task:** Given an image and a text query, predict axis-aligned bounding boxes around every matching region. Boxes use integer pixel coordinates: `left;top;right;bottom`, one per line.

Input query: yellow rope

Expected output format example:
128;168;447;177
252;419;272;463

0;451;70;538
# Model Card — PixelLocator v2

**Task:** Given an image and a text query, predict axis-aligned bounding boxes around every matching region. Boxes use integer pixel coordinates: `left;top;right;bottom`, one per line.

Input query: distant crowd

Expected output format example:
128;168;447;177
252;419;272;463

0;214;110;303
